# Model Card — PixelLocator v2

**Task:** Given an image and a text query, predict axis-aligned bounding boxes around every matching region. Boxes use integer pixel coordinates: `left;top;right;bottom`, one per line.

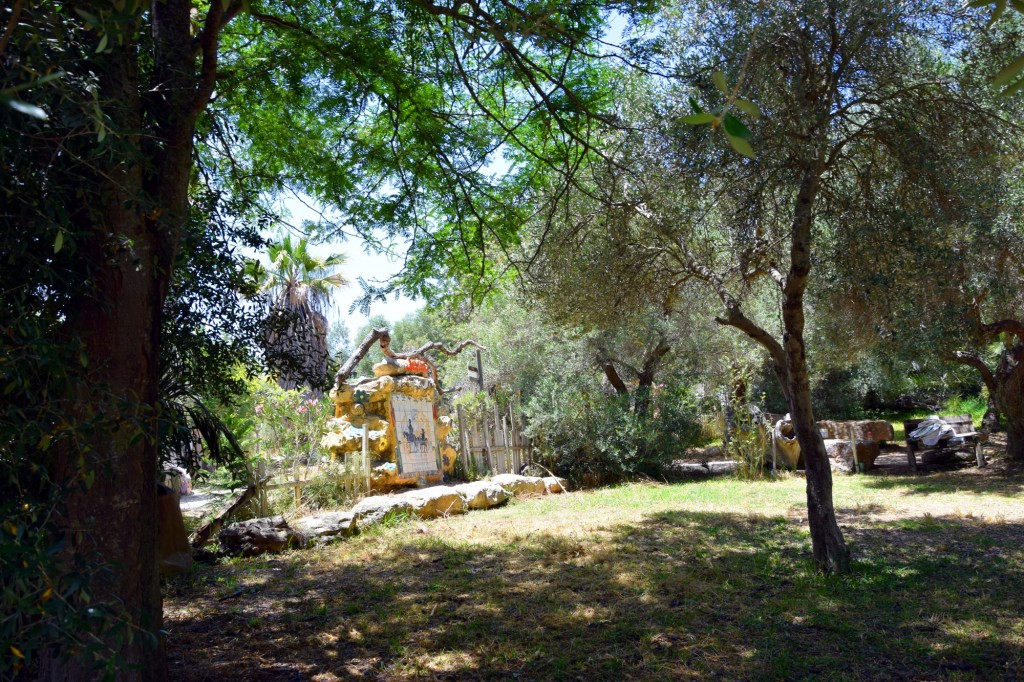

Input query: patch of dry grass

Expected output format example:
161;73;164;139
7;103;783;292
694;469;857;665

166;463;1024;681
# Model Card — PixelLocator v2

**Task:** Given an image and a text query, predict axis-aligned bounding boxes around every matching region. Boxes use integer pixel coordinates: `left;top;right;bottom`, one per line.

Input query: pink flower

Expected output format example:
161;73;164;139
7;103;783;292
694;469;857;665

297;405;308;414
255;404;264;415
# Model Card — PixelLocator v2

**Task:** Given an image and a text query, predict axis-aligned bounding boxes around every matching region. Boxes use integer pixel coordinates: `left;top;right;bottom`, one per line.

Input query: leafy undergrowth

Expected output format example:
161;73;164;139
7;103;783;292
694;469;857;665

165;464;1024;681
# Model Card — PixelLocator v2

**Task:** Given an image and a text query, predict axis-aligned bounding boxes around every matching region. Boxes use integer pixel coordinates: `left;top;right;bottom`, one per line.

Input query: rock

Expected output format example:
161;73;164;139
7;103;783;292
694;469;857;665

219;516;300;557
291;512;358;543
320;416;392;456
405;486;467;518
435;415;454;440
773;437;802;470
391;374;437;400
439;445;457;475
490;473;547;496
455;481;510;509
672;461;739;477
351;494;415;525
331;376;396;408
817;420;894;443
542;476;568;494
824;439;881;473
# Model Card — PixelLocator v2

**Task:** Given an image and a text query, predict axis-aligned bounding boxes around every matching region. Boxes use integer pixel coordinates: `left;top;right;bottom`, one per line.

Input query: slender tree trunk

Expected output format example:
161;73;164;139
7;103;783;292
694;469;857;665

782;164;851;574
634;335;671;419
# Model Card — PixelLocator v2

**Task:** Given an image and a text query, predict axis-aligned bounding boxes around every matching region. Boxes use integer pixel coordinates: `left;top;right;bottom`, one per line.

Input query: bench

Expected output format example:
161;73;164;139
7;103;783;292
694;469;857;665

903;414;985;471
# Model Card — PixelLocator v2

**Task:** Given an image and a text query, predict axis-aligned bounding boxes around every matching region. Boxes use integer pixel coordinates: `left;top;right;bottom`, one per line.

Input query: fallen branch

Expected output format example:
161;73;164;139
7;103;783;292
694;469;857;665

190;477;269;549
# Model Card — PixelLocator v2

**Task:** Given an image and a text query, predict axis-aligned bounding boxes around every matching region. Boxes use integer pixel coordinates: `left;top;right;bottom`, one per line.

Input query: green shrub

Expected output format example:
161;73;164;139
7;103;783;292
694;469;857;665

525;375;701;484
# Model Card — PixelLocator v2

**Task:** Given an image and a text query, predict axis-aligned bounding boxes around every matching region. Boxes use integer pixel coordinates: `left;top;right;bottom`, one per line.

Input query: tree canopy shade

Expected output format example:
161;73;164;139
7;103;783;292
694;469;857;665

518;0;1019;572
0;0;645;678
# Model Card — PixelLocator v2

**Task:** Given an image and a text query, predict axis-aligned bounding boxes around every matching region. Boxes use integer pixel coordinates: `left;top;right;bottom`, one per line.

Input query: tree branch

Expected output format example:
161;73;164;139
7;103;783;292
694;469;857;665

980;318;1024;341
394;339;487;359
0;0;23;57
602;362;630;396
335;328;391;388
191;0;244;118
949;351;997;396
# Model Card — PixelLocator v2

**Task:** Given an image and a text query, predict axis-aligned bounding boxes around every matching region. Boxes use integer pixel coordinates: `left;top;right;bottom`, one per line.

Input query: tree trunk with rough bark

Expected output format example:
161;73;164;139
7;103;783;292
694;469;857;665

781;165;851;574
39;2;214;678
995;342;1024;461
951;335;1024;462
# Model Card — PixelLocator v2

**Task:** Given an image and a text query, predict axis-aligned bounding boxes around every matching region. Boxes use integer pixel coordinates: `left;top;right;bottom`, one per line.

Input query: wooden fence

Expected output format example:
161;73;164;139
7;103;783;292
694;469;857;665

698;412;725;444
454;400;532;476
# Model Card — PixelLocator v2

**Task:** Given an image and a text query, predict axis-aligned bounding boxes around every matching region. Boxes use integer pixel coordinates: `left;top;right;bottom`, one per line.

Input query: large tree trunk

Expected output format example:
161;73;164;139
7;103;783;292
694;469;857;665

43;48;168;681
994;342;1024;461
634;335;671;418
951;336;1024;461
40;2;208;677
782;164;851;574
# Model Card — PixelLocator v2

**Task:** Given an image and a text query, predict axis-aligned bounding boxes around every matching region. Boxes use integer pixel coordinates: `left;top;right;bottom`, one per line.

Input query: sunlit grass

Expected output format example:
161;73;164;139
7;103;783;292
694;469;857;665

167;467;1024;681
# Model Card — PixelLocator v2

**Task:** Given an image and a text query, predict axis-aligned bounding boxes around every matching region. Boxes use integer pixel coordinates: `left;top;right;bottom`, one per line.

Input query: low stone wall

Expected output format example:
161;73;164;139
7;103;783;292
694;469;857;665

217;474;568;556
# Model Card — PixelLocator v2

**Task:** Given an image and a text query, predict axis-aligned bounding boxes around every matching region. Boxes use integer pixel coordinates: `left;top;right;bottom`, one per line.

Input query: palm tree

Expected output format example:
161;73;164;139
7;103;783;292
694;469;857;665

260;234;348;393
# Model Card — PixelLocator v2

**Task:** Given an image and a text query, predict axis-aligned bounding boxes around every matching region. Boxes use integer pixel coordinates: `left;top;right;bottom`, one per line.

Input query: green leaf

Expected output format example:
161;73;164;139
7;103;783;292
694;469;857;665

1;95;48;119
74;8;100;25
993;53;1024;87
723;113;752;140
987;0;1008;27
1;71;65;94
726;133;755;158
1001;75;1024;97
96;33;108;53
688;96;703;114
681;113;717;125
712;70;729;94
54;230;64;254
733;98;762;120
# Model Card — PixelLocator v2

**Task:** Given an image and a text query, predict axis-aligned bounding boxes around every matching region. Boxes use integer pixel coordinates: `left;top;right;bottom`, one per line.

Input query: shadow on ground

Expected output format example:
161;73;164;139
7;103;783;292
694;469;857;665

860;464;1024;498
165;501;1024;682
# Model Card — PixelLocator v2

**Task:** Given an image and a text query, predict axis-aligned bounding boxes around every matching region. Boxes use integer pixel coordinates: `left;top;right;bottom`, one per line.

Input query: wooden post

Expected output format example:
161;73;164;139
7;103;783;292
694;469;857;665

848;424;858;474
494;402;506;473
481;406;491;472
362;426;370;493
475;348;485;392
257;460;268;516
509;403;520;473
456;404;470;474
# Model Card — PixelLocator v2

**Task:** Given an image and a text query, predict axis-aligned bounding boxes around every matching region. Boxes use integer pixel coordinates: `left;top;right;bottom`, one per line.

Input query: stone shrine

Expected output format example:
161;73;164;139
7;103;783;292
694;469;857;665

321;342;459;490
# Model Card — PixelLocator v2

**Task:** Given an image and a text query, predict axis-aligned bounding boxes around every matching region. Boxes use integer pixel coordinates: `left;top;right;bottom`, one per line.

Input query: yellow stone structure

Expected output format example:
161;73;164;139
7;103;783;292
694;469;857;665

321;360;458;490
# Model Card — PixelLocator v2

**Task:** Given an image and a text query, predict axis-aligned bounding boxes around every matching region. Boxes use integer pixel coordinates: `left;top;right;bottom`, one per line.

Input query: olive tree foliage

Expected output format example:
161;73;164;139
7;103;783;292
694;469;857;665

0;0;647;678
806;14;1024;447
518;0;1006;573
436;290;705;482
